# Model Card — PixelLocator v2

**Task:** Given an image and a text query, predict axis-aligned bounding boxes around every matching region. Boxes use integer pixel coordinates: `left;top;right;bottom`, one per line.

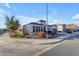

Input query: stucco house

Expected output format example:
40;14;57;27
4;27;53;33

54;24;66;32
23;20;57;35
16;26;24;34
66;24;79;32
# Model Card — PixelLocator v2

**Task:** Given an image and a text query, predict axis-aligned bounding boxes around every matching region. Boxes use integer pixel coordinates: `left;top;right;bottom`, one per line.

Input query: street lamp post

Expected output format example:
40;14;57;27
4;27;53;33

46;3;48;39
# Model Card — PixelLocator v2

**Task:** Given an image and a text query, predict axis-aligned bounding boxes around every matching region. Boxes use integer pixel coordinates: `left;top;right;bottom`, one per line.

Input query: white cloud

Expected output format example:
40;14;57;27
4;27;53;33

48;15;62;24
72;14;79;20
0;14;2;17
0;8;6;16
52;19;60;24
5;3;11;8
74;21;79;24
72;21;79;24
16;15;45;26
0;8;10;28
0;8;10;17
71;14;79;24
0;8;46;28
49;9;57;15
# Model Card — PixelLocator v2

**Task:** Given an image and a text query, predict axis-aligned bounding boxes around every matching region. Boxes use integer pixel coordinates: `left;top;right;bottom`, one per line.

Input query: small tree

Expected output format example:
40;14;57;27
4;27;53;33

5;16;20;36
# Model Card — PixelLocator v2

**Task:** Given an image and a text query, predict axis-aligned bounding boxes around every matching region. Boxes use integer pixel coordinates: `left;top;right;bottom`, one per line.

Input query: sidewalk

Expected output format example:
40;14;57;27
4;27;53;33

35;33;79;44
0;32;78;45
15;33;78;45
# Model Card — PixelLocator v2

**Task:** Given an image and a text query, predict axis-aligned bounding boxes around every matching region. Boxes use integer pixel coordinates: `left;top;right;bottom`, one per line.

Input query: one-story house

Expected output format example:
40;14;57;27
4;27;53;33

54;24;66;32
23;20;57;35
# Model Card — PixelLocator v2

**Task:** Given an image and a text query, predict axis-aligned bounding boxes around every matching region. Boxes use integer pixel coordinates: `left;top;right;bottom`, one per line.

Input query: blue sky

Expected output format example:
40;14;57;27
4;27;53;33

0;3;79;28
48;3;79;24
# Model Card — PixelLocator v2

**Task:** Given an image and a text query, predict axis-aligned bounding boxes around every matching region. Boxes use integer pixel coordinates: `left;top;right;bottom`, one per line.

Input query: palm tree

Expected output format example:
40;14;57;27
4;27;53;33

5;16;20;36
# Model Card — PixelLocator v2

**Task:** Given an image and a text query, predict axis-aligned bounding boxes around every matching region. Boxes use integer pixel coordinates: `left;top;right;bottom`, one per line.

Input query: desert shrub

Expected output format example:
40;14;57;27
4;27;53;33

25;35;32;38
11;32;26;37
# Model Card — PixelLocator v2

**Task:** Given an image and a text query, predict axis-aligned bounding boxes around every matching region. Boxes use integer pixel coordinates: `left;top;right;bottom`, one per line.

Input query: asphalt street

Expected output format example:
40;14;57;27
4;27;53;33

40;40;79;56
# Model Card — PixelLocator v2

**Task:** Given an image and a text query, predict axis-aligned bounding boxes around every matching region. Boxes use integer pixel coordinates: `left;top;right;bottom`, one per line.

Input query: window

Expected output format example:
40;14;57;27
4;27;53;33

44;27;46;31
33;26;35;32
33;26;40;32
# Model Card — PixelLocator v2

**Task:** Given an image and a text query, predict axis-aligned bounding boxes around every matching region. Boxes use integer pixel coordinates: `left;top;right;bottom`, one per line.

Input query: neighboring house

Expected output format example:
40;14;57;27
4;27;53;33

23;20;57;35
17;26;23;34
48;25;57;32
19;20;79;34
66;24;79;32
76;26;79;31
53;24;79;33
54;24;66;32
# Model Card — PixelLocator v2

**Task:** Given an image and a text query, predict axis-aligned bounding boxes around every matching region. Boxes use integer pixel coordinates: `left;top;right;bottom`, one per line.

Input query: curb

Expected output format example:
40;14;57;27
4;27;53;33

33;39;63;45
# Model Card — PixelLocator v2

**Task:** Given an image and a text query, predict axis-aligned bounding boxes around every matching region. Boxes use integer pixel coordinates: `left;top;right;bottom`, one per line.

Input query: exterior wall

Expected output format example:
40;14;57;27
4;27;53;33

23;20;57;35
72;25;79;32
57;25;63;32
55;24;66;32
66;24;74;32
65;24;79;32
32;24;46;33
23;24;46;34
63;25;66;32
47;25;57;32
24;24;35;34
27;25;33;34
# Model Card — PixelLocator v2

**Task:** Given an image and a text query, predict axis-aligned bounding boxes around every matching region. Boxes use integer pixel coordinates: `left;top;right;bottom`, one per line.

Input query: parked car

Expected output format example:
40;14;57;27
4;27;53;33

66;29;72;33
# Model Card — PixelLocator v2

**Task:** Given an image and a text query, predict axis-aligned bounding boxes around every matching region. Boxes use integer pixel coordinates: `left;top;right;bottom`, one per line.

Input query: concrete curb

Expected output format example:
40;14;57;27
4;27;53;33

33;34;73;45
33;39;63;45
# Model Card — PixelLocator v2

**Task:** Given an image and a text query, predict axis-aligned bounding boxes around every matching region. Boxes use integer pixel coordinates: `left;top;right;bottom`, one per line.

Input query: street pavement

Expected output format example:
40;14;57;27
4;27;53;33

0;33;63;56
0;32;78;56
40;40;79;56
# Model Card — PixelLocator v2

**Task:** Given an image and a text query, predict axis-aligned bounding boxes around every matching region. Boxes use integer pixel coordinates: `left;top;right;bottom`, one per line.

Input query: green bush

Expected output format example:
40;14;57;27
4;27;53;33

11;32;26;37
25;35;32;38
58;31;62;32
10;32;32;38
